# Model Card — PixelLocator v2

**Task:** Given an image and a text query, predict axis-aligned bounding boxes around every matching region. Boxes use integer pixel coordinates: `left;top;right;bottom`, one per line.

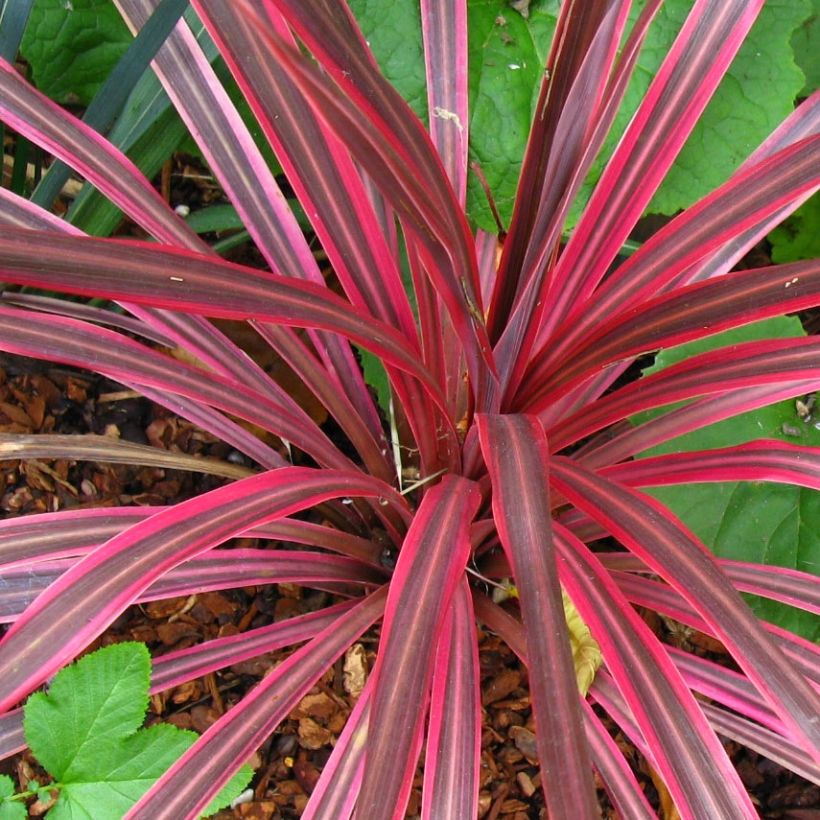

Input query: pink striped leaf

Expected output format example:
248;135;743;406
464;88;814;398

128;586;388;819
0;468;404;711
150;600;357;693
0;710;24;763
702;702;820;786
609;569;820;686
550;459;820;759
499;0;663;360
422;579;480;820
575;383;820;467
477;413;597;818
490;1;633;391
534;257;820;393
579;698;656;820
420;0;468;203
0;231;448;411
194;0;417;341
0;549;380;622
236;1;496;398
534;137;820;371
0;509;383;570
357;475;480;818
668;648;782;735
601;441;820;492
471;592;655;817
302;681;373;819
553;522;755;816
543;338;820;441
0;304;353;470
0;58;197;249
117;0;388;455
544;0;765;331
685;91;820;284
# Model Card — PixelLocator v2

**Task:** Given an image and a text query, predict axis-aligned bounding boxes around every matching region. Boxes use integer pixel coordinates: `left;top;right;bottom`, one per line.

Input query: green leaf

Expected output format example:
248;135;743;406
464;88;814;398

0;776;25;820
572;0;810;222
349;0;810;230
791;1;819;95
465;1;558;232
20;0;132;105
768;195;820;264
23;643;252;819
633;318;820;641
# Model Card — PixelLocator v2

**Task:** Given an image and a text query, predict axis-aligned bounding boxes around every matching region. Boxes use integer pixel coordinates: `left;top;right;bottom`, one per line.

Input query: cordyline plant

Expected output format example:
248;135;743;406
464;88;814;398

0;0;818;817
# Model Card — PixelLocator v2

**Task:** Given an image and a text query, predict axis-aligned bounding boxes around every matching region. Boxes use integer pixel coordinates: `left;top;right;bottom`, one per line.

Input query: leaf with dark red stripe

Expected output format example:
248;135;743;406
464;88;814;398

357;476;480;818
477;413;597;819
422;580;480;820
420;0;468;202
553;523;756;816
128;587;388;819
550;459;820;759
537;258;820;392
544;338;820;443
0;468;404;711
602;440;820;492
530;137;820;377
542;0;766;332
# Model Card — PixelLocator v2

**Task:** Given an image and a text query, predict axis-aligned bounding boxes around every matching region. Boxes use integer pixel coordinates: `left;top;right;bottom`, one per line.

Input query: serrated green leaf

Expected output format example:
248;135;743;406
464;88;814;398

633;318;820;641
48;724;196;820
768;195;820;264
20;0;132;106
0;775;25;820
22;643;252;818
24;642;151;782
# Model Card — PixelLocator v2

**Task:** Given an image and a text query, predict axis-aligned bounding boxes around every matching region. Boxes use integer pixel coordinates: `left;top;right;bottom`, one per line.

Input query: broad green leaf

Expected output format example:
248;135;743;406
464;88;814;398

791;1;819;96
20;0;131;105
768;195;820;264
0;776;25;820
633;318;820;641
23;643;252;818
346;0;428;121
25;642;151;782
465;1;558;232
349;0;810;231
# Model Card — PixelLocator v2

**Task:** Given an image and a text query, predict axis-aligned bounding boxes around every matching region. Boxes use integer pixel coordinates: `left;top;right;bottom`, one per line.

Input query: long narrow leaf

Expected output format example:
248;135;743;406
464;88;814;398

543;0;765;333
550;459;820;759
0;433;253;479
0;468;404;710
128;586;388;819
357;476;480;818
477;413;597;818
422;580;480;820
554;522;755;817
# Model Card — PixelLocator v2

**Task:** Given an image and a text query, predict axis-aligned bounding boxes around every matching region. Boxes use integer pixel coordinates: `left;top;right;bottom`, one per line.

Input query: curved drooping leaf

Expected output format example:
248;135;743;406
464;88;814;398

128;588;388;819
0;468;405;711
